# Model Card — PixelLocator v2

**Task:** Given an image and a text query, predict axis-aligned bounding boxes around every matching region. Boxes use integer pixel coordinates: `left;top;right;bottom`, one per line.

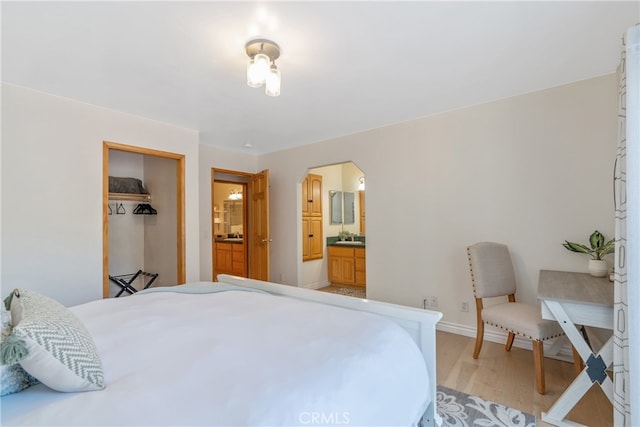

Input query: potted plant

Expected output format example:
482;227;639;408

562;230;614;277
338;230;352;241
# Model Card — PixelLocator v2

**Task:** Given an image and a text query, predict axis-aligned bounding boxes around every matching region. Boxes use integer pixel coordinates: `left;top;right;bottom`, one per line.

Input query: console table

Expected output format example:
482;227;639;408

537;269;613;426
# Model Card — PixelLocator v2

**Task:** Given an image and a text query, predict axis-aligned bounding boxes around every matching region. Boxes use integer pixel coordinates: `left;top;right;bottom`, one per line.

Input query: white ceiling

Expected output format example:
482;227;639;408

2;1;638;155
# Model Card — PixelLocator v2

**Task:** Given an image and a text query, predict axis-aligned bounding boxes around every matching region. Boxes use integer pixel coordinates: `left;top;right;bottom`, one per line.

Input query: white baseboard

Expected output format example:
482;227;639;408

437;320;575;363
299;280;330;290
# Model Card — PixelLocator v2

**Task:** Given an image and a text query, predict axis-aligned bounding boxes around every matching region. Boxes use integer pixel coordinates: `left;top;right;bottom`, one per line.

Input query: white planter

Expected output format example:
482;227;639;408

588;259;609;277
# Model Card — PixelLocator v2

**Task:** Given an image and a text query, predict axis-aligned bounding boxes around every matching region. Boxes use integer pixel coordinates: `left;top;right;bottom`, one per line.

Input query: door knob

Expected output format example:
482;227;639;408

261;238;273;243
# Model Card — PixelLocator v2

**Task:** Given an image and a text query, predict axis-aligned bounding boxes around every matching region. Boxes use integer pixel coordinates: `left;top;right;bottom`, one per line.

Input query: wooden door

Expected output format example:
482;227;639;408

302;175;310;216
309;217;323;259
341;257;356;284
328;254;342;283
309;174;323;216
249;170;270;281
232;244;246;276
302;217;323;261
302;218;311;261
302;173;322;216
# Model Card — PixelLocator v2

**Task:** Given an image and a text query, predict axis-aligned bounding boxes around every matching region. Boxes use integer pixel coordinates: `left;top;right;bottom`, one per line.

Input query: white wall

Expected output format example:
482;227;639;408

198;144;257;281
143;155;178;287
259;74;618;331
1;84;200;305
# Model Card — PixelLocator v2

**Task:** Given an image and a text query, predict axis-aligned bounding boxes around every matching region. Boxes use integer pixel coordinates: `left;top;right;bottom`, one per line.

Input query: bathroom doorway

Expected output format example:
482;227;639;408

300;162;365;296
213;179;248;279
211;169;270;281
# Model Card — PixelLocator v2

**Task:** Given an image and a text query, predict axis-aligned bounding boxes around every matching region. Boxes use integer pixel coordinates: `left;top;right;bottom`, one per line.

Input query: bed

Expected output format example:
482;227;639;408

1;275;442;426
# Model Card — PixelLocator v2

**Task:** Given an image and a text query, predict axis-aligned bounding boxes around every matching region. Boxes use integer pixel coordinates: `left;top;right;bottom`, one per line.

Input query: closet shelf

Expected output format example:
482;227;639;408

109;192;152;202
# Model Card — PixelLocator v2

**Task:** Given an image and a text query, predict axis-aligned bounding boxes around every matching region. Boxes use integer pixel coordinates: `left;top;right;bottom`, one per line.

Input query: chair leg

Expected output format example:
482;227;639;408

505;332;515;352
473;299;484;359
473;321;484;359
532;340;545;394
572;345;584;376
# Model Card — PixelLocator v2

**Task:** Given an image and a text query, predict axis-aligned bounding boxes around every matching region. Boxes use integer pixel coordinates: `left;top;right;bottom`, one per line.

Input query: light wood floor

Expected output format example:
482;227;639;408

436;331;613;426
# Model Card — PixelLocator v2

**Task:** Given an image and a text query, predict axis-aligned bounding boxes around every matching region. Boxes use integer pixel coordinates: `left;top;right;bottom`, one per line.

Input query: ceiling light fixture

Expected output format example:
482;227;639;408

245;38;281;97
228;189;243;200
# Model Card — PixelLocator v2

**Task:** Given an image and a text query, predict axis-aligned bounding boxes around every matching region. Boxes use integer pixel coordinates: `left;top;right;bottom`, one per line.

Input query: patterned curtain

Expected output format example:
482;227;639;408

614;24;639;427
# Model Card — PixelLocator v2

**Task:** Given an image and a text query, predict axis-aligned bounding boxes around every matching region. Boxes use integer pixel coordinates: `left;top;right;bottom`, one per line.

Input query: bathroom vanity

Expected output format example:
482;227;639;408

327;240;366;287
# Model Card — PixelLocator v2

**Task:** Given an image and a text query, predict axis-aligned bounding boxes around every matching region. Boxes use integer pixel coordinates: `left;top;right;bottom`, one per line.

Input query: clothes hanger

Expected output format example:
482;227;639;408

133;203;157;215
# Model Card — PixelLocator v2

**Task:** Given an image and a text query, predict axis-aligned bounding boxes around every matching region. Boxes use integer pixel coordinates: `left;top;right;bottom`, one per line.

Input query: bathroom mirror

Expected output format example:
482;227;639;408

330;190;355;225
330;191;342;224
343;192;355;224
223;200;243;235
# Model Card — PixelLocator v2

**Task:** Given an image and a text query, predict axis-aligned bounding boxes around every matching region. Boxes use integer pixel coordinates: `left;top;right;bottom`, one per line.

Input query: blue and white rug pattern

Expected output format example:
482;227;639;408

437;385;536;427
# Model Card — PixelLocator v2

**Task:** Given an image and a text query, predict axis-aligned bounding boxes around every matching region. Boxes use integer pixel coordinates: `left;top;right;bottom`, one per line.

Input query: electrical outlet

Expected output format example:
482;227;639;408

430;296;438;308
461;301;469;312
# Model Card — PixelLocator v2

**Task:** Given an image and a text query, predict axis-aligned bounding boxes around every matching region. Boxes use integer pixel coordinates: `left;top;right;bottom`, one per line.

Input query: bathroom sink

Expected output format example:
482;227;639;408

335;241;364;245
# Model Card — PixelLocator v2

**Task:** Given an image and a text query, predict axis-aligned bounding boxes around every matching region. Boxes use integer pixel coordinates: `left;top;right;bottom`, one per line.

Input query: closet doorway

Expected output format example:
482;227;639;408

103;141;186;298
212;169;270;281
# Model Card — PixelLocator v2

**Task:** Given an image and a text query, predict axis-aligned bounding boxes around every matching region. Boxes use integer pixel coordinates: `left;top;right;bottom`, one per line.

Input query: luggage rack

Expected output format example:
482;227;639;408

109;270;159;297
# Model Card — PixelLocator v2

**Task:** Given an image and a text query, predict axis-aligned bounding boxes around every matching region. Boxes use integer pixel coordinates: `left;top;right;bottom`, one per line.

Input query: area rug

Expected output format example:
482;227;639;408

437;385;536;427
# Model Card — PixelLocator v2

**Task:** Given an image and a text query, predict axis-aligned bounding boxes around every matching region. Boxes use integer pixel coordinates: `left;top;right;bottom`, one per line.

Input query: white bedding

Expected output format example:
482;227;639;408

1;284;430;426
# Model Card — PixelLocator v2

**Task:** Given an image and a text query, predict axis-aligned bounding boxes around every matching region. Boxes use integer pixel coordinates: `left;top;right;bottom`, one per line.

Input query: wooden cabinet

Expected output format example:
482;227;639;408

355;247;366;286
328;246;365;287
302;174;322;217
232;244;245;275
302;173;323;261
216;243;233;273
302;217;323;261
214;242;246;278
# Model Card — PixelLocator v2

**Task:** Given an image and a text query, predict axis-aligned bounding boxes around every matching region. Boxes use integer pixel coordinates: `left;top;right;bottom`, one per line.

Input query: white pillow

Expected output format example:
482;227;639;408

0;307;38;396
4;289;105;392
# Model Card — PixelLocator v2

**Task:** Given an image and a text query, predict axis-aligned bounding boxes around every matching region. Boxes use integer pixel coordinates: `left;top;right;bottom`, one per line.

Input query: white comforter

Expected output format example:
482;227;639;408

1;285;430;426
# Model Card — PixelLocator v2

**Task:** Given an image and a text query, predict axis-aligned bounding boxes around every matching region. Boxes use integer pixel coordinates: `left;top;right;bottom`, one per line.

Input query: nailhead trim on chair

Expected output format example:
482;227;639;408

484;320;565;341
467;247;479;298
467;244;565;342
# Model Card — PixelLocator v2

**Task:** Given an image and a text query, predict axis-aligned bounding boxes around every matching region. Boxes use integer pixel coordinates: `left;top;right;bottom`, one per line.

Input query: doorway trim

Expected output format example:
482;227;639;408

211;168;270;281
103;141;186;298
212;168;252;281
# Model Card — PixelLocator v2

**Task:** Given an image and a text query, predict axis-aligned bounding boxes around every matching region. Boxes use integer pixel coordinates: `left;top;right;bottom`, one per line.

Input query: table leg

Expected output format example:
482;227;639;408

541;301;614;426
542;372;594;426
